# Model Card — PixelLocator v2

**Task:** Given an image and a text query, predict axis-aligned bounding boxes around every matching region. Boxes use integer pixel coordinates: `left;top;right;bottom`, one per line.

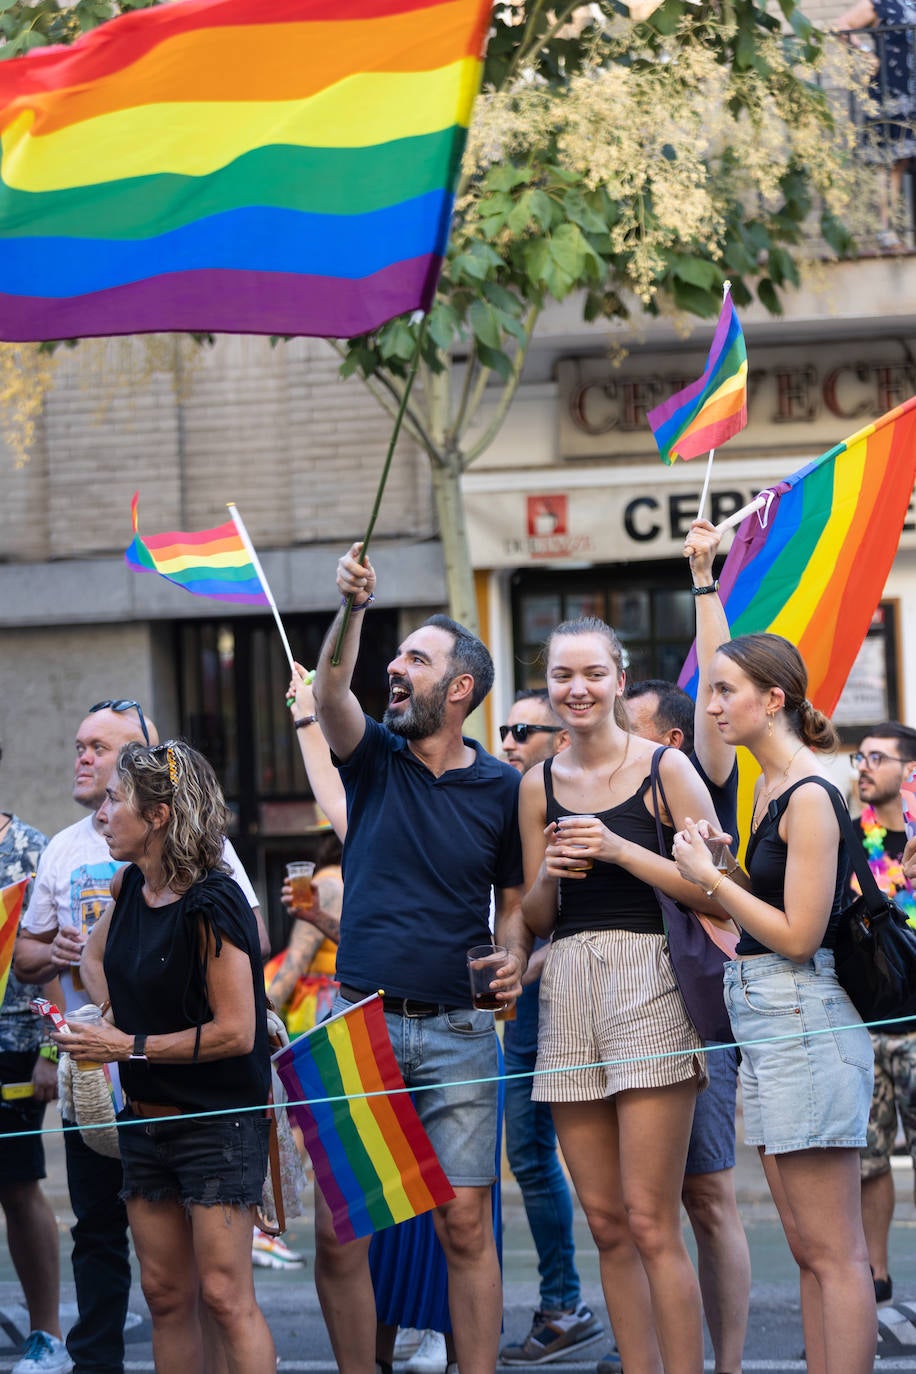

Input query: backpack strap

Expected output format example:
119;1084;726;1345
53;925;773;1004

767;775;887;918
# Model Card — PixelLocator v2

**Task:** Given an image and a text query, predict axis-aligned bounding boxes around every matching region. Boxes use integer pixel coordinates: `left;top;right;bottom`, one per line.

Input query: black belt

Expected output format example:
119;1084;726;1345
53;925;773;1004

338;984;459;1019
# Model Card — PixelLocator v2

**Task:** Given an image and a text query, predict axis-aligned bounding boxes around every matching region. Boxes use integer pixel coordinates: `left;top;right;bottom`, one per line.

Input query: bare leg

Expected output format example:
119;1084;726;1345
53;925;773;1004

761;1148;876;1374
861;1169;894;1283
0;1181;63;1337
192;1201;276;1374
430;1186;501;1374
126;1197;203;1370
314;1185;376;1373
681;1168;750;1372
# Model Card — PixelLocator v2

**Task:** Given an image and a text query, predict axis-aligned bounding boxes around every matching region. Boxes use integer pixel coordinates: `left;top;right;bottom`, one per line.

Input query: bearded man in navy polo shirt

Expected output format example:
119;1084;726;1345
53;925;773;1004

313;542;527;1374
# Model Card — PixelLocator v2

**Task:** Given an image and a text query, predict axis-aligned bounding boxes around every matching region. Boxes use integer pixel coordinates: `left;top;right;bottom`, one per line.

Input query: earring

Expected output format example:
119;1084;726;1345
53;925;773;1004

767;713;774;737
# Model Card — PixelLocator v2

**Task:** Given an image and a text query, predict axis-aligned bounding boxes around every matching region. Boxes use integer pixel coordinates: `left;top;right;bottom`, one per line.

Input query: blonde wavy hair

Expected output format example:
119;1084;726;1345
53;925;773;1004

115;740;231;892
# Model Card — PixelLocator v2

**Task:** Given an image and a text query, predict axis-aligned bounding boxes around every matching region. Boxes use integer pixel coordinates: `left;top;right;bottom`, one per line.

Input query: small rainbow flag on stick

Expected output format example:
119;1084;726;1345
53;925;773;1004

125;494;269;606
273;994;454;1242
0;878;30;1004
647;284;748;466
0;0;490;342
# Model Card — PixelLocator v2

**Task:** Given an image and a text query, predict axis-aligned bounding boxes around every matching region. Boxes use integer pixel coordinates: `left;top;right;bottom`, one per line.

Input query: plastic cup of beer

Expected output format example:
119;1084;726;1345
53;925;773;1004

705;839;732;873
287;861;316;912
467;944;507;1011
67;1003;104;1072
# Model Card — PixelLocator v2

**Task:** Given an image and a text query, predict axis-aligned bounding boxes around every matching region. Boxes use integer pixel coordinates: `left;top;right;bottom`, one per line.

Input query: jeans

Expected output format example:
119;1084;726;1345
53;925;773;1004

63;1120;131;1374
504;1043;580;1313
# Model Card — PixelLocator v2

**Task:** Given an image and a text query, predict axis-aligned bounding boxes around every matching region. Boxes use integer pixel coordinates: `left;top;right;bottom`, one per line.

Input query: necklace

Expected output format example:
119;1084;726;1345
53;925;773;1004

855;805;916;923
606;733;630;795
751;743;806;832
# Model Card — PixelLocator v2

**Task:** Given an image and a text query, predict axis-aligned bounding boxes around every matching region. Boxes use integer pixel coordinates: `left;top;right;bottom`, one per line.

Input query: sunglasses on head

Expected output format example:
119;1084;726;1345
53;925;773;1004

499;723;561;744
90;699;150;746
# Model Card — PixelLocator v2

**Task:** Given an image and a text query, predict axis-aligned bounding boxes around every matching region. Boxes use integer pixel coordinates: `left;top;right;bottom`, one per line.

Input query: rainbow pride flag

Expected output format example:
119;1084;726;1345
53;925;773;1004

679;396;916;714
125;493;270;606
0;0;491;342
647;289;748;464
273;994;454;1242
0;878;30;1005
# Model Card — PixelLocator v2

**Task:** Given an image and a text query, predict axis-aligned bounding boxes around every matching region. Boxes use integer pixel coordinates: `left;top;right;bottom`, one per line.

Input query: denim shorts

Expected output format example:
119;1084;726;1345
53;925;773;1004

724;949;874;1154
685;1045;738;1175
117;1107;270;1208
331;993;498;1187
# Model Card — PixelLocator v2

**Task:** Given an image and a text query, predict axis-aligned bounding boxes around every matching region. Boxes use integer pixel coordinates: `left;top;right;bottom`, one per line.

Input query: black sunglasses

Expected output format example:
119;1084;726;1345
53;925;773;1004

499;723;562;744
90;699;150;746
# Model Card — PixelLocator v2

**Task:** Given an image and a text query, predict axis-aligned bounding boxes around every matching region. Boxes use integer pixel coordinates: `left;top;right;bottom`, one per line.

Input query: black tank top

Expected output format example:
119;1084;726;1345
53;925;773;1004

738;775;849;957
544;756;673;938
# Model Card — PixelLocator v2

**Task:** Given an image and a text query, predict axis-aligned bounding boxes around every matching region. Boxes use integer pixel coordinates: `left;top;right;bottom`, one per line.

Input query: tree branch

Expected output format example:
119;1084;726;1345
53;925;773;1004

324;340;443;466
463;306;541;467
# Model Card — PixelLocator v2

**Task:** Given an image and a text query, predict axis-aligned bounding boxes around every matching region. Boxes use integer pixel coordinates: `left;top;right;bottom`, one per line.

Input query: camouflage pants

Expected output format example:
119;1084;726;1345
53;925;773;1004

860;1031;916;1179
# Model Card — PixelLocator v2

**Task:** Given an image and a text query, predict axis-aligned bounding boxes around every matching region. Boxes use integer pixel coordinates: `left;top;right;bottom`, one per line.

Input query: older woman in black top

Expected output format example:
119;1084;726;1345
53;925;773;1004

56;740;274;1374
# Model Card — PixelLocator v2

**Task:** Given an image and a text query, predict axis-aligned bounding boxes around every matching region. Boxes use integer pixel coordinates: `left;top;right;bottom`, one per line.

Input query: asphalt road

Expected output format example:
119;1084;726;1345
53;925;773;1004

0;1124;913;1372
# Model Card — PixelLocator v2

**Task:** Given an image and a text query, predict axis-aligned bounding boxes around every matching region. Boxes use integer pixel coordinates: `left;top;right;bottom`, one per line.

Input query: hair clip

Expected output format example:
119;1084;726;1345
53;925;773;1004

166;745;179;788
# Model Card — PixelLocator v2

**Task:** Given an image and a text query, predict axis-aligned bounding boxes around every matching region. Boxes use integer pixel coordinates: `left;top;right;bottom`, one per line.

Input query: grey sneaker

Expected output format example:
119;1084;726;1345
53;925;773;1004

596;1348;623;1374
501;1305;604;1365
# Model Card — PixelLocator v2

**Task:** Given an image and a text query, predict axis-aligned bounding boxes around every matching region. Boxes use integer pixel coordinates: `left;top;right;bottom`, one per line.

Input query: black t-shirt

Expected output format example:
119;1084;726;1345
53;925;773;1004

105;865;270;1112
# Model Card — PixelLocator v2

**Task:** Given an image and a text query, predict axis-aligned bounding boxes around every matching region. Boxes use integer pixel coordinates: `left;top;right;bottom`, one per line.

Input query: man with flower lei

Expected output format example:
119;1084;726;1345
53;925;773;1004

849;722;916;1308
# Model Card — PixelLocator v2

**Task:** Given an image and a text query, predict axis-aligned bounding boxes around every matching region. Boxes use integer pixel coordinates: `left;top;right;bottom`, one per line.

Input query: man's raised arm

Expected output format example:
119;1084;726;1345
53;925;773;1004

314;542;377;763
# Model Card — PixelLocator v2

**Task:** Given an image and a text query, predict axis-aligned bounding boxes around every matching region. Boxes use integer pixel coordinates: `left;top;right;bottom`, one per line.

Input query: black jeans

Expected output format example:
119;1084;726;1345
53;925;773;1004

63;1119;130;1374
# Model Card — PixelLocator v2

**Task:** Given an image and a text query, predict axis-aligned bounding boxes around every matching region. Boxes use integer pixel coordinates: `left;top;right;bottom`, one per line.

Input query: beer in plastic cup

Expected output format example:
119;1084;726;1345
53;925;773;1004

286;861;316;912
467;944;507;1011
67;1003;104;1072
705;839;732;872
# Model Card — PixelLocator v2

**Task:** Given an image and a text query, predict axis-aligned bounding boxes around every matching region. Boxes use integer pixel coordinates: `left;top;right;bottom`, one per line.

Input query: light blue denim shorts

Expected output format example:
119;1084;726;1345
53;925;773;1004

330;994;498;1187
724;949;874;1154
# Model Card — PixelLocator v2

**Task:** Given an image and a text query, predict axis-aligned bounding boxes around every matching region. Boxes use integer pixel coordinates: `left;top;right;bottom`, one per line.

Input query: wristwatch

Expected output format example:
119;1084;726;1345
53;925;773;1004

129;1034;148;1061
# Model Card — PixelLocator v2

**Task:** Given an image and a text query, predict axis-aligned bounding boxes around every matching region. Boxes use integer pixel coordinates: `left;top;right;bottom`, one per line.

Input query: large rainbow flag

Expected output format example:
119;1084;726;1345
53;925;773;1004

273;994;454;1242
647;288;748;465
125;493;270;606
0;0;491;342
0;878;30;1005
679;396;916;713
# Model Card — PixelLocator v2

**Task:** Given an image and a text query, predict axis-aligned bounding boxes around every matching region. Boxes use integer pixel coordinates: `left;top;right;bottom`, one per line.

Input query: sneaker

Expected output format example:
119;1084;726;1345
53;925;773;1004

596;1348;623;1374
405;1330;447;1374
446;1365;458;1374
874;1272;893;1305
12;1331;73;1373
501;1305;604;1364
251;1228;306;1269
393;1329;425;1361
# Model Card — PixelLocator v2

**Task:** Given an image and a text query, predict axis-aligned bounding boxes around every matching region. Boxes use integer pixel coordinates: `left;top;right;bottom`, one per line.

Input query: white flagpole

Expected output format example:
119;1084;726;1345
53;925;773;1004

227;503;296;673
714;493;767;535
696;448;716;523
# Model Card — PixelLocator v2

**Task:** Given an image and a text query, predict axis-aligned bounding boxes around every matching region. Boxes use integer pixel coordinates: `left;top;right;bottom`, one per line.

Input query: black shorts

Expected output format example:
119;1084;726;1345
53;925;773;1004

117;1107;270;1209
0;1050;47;1184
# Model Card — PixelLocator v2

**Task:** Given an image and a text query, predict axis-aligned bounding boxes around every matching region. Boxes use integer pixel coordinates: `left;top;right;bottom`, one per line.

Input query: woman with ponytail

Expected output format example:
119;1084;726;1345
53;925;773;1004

519;617;728;1374
673;633;876;1374
56;740;275;1373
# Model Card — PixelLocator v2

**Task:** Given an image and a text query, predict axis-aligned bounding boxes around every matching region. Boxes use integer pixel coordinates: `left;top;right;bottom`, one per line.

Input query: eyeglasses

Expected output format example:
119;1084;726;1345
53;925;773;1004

90;700;150;746
499;723;562;744
850;750;907;770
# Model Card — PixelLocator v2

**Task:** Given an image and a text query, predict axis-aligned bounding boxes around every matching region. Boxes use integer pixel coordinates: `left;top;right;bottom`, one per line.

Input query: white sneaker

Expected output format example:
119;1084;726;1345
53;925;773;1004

405;1330;447;1374
393;1329;425;1361
12;1331;72;1373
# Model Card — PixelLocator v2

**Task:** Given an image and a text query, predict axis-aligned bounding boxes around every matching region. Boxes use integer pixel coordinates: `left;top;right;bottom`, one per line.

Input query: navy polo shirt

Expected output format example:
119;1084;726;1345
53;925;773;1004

335;715;524;1006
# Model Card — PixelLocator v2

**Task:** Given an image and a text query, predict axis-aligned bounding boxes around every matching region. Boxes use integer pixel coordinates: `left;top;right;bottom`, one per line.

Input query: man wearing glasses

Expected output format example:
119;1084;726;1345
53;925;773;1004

849;723;916;1310
498;693;605;1366
14;702;264;1374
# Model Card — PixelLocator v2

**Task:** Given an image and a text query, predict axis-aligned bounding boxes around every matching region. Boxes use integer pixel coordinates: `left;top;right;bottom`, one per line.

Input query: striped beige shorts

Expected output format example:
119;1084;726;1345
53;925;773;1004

532;928;706;1102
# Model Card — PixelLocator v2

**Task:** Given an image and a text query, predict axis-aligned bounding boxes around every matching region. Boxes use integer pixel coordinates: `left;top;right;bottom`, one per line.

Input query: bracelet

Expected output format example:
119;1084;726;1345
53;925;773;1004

341;593;375;611
294;715;318;730
39;1044;58;1063
691;580;719;596
129;1034;148;1062
704;873;727;899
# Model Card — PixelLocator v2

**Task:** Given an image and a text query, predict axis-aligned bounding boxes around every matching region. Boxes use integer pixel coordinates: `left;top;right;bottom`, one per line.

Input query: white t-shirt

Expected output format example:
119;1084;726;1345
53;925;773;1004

23;813;257;1013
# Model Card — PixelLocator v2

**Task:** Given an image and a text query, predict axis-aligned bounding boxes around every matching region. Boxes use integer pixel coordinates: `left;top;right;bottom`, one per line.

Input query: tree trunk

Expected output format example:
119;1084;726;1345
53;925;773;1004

430;458;479;635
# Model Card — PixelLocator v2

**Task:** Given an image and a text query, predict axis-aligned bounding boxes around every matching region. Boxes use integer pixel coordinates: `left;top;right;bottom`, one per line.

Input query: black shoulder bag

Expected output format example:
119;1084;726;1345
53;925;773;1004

650;747;734;1045
811;781;916;1027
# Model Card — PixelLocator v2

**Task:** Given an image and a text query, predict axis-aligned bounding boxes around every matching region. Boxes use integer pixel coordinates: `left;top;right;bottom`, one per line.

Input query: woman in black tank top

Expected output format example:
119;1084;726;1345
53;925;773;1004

673;633;876;1373
519;617;728;1374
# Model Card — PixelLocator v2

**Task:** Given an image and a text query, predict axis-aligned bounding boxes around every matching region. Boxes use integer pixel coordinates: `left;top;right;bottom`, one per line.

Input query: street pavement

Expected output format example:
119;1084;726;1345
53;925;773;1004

0;1121;913;1372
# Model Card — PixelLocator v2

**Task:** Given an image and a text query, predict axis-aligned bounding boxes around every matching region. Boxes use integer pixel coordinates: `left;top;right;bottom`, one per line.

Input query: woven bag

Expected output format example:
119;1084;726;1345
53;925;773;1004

58;1052;121;1159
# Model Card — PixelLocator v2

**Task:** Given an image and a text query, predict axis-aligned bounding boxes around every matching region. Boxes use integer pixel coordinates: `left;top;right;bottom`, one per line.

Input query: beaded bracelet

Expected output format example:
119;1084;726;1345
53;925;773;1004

341;593;375;611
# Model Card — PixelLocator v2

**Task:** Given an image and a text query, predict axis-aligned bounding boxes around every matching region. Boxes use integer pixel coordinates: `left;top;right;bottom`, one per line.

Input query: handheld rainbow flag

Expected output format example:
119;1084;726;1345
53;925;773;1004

678;396;916;714
125;494;270;606
0;878;30;1005
647;285;748;466
0;0;491;342
272;994;454;1242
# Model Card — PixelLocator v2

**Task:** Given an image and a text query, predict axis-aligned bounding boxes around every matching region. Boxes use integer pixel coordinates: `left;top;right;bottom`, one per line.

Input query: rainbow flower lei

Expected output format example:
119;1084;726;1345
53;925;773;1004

855;805;916;927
